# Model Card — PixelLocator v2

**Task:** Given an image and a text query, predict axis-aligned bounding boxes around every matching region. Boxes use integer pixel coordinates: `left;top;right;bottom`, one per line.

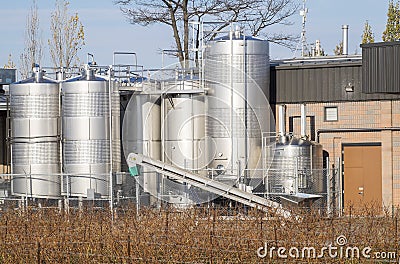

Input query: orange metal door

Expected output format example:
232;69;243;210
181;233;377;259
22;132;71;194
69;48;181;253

343;145;382;214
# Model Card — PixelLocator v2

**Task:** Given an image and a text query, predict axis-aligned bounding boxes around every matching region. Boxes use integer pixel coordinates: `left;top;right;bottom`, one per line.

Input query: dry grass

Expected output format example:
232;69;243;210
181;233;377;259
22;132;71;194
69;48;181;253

0;203;398;263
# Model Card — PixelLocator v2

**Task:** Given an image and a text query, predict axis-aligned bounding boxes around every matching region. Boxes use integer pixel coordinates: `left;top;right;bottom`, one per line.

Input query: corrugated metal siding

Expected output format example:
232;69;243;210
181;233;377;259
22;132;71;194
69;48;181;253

0;69;16;85
362;42;400;93
271;60;400;104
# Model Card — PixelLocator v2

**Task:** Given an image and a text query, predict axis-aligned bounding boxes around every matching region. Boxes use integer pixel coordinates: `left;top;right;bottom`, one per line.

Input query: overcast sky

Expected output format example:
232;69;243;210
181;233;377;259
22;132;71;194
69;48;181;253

0;0;389;72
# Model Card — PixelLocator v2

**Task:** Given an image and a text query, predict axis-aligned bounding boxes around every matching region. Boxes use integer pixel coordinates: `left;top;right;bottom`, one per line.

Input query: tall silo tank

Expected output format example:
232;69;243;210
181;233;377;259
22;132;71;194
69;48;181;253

10;70;61;198
122;81;161;196
204;33;271;181
267;136;325;196
162;79;207;173
61;69;111;198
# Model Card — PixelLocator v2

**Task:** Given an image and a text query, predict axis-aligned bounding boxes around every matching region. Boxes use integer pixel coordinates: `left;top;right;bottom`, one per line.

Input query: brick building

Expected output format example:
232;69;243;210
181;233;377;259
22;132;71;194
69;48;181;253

270;42;400;209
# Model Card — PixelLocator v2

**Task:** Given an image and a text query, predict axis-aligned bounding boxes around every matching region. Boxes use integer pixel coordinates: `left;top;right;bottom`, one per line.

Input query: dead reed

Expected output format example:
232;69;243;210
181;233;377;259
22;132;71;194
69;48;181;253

0;203;397;263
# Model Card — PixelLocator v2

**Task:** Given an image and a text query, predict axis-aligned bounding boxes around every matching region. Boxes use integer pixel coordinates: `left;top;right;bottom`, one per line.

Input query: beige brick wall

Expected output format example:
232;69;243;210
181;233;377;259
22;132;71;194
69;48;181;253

276;100;400;207
0;165;10;174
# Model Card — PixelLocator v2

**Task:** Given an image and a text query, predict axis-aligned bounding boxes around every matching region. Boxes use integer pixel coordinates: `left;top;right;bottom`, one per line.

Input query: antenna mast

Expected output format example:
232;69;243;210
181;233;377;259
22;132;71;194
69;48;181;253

300;0;308;57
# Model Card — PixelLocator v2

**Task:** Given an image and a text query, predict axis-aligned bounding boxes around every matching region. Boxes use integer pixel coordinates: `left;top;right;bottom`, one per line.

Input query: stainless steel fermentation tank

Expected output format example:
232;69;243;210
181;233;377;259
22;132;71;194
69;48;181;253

122;82;161;196
267;136;324;195
267;104;325;199
204;33;270;181
62;68;119;198
10;70;61;198
160;78;208;205
162;79;206;172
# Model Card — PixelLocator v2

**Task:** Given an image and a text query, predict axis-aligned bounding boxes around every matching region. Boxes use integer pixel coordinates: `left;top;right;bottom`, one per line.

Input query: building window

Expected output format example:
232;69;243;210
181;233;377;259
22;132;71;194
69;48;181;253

325;106;338;122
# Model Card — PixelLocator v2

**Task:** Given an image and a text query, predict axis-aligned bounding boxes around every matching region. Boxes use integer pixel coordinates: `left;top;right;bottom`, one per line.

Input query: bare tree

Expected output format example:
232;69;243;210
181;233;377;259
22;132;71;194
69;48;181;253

20;0;43;79
115;0;299;65
48;0;85;69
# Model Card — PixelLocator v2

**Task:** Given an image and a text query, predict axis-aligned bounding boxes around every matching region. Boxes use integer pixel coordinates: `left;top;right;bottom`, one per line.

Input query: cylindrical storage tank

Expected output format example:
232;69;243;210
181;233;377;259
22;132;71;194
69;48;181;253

267;136;325;196
62;69;111;198
204;33;271;181
162;79;206;173
122;82;161;197
10;71;61;198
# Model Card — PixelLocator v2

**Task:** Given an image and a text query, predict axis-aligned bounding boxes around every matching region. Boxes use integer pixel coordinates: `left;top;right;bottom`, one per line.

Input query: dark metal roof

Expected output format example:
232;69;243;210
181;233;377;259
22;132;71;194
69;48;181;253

361;41;400;93
270;56;400;104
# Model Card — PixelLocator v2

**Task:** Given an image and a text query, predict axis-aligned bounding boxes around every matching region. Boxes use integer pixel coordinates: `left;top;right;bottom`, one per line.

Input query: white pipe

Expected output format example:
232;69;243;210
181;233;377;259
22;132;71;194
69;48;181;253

278;105;286;136
342;25;349;55
301;104;307;137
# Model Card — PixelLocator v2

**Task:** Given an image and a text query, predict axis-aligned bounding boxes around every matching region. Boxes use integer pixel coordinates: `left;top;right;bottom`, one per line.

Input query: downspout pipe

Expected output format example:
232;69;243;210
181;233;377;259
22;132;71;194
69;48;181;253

300;104;307;138
278;105;286;137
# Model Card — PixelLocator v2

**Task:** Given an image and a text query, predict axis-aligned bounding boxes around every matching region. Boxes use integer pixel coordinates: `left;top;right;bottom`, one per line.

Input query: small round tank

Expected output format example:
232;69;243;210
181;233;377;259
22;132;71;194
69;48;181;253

10;70;61;198
267;136;325;196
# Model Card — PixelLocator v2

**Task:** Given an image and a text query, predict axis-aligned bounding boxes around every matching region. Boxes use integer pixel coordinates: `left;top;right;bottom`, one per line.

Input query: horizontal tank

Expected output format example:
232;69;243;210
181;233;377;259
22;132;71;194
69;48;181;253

62;68;112;198
10;70;61;198
266;135;325;196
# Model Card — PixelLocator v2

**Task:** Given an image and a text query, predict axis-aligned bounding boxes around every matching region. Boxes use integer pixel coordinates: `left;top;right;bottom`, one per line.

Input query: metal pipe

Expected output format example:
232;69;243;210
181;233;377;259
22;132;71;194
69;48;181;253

342;25;349;55
326;156;330;216
56;70;65;81
278;105;286;136
113;51;137;69
108;73;114;220
59;77;63;201
6;91;10;175
300;103;307;137
243;33;248;179
34;69;43;83
85;67;96;81
337;157;342;217
230;23;234;173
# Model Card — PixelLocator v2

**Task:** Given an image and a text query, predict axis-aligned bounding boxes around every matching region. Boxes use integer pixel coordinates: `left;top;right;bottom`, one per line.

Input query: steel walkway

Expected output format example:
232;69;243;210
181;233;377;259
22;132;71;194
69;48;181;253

127;153;290;218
